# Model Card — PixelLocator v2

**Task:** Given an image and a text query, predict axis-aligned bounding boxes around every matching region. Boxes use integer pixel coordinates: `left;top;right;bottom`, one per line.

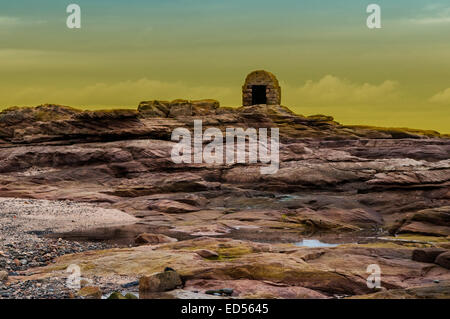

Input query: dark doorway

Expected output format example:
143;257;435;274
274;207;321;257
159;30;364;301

252;85;267;105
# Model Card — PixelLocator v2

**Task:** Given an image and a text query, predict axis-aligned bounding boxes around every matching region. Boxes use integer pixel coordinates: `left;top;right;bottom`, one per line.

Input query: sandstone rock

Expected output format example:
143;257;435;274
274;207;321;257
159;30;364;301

140;289;224;299
205;288;234;296
77;286;102;299
107;292;137;299
0;270;8;282
107;292;127;299
80;279;92;288
168;99;192;117
109;161;148;176
307;114;334;122
398;221;450;237
18;237;450;298
149;200;200;214
0;104;79;129
396;206;450;237
435;252;450;269
138;100;170;117
195;249;219;259
139;270;183;297
438;242;450;249
412;248;447;263
1;102;450;300
350;282;450;299
0;103;445;145
135;233;178;245
191;99;220;115
284;207;381;232
409;207;450;227
186;279;328;299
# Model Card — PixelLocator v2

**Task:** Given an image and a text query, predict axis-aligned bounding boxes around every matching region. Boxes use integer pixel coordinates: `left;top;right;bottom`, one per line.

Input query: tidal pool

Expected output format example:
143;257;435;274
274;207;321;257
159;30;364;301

295;239;339;248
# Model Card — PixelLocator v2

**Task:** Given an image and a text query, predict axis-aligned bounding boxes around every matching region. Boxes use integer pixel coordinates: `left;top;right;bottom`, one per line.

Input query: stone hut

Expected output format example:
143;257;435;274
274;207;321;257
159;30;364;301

242;70;281;106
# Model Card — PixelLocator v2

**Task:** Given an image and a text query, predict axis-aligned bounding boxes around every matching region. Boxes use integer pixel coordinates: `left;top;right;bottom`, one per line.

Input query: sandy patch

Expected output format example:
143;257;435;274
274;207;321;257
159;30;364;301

0;197;138;234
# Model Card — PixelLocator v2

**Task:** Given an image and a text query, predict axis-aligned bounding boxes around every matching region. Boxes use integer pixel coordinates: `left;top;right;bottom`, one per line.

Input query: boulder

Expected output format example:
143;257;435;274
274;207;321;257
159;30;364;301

139;270;183;297
107;292;137;299
108;292;127;299
412;248;447;263
0;270;8;282
135;233;178;245
80;279;92;288
435;252;450;269
77;286;102;299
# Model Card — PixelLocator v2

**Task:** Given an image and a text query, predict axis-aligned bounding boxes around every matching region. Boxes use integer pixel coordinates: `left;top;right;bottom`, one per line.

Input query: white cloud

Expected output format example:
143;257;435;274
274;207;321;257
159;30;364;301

1;78;237;108
408;5;450;25
0;16;46;28
0;16;20;26
430;88;450;104
284;75;399;106
409;16;450;25
0;74;403;110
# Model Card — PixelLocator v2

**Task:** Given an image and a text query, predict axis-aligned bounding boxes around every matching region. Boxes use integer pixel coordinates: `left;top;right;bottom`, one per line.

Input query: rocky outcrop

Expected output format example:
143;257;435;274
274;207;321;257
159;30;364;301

186;279;328;299
0;103;449;299
148;200;201;214
138;99;220;118
1;103;448;146
412;248;448;263
19;237;450;299
195;249;220;259
138;100;171;117
77;286;102;299
139;269;183;298
394;207;450;237
0;131;448;239
135;233;178;245
435;252;450;269
350;281;450;299
0;270;8;282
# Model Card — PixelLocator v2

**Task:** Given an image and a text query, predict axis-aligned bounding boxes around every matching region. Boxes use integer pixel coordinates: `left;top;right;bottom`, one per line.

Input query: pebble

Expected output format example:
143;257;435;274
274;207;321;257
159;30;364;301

205;288;234;296
0;270;8;281
121;281;139;289
0;212;118;299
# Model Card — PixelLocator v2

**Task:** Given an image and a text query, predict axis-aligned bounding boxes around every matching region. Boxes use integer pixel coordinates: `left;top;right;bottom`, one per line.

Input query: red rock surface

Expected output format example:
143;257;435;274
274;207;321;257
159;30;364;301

0;103;449;299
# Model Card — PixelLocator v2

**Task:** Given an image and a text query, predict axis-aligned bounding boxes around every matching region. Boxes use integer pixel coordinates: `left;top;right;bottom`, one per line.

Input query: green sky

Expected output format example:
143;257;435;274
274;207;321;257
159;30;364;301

0;1;449;132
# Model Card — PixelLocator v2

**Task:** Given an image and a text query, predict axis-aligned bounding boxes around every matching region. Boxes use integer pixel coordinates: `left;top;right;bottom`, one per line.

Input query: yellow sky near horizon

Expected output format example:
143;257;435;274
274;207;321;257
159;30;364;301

1;71;447;133
0;1;449;133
